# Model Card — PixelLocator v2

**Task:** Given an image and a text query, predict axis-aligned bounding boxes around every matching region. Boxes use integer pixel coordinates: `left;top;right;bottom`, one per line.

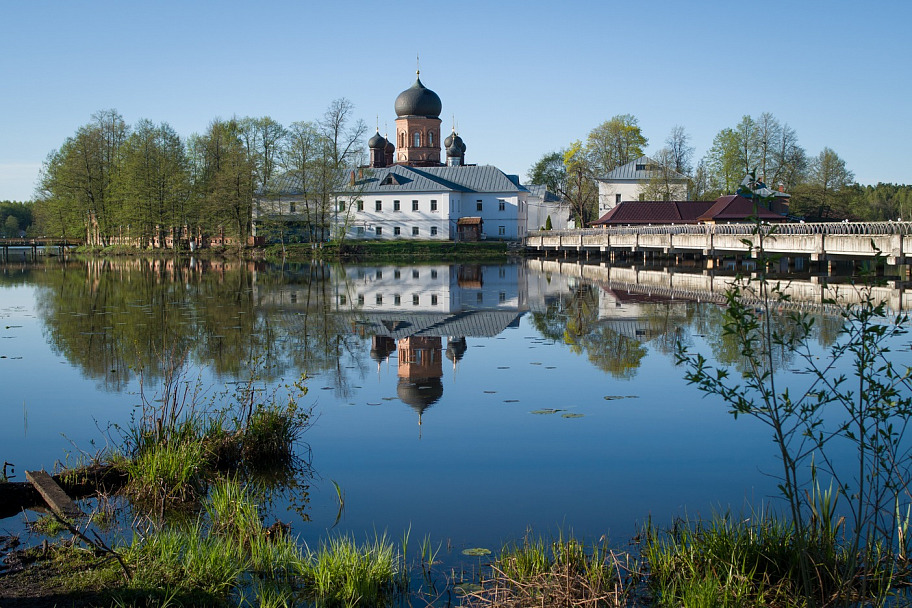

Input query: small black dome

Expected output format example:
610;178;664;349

395;75;442;118
397;377;444;412
445;131;466;156
368;130;386;149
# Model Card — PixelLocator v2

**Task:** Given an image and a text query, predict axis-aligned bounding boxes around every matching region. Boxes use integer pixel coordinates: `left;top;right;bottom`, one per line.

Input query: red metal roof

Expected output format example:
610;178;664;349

591;201;714;225
590;196;784;226
697;195;784;222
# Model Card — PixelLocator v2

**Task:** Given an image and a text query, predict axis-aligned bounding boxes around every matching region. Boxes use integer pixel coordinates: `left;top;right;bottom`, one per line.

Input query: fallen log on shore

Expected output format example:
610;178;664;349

0;464;128;520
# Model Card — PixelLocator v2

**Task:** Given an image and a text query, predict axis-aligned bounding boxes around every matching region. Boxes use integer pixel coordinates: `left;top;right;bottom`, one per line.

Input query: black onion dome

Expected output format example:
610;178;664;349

385;138;395;152
368;130;386;149
397;377;444;412
394;75;442;118
446;131;466;156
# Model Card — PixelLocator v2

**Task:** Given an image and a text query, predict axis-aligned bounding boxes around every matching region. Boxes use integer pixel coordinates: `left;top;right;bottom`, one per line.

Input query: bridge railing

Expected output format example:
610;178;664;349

527;221;912;239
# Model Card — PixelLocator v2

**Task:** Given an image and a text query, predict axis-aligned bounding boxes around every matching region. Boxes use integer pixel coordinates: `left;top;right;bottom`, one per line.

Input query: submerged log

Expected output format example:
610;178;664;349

25;470;83;519
0;464;128;520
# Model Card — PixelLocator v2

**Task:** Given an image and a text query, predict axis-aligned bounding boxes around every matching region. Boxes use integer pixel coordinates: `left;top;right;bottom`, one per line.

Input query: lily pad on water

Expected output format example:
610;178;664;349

462;547;491;557
603;395;640;401
483;390;497;394
562;413;584;419
530;362;542;365
503;399;519;403
530;408;562;415
367;402;381;406
455;582;483;595
497;366;510;369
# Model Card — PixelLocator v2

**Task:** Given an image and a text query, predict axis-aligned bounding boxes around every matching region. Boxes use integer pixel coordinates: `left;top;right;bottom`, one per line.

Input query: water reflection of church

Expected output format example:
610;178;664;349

342;263;527;429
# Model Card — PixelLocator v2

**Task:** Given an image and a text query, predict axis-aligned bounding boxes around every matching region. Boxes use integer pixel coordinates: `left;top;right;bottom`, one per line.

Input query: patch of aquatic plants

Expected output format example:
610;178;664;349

113;350;311;507
462;531;636;608
641;513;845;607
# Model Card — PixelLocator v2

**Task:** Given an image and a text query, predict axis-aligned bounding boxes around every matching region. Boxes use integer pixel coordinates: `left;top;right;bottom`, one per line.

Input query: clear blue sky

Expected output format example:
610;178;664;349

1;0;909;201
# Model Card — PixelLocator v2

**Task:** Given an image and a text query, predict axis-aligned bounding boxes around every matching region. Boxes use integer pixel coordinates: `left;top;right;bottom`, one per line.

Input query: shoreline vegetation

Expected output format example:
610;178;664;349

63;240;518;263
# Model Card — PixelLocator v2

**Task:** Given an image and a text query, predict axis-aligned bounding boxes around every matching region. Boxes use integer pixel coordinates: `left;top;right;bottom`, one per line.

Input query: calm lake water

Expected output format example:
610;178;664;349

0;256;905;555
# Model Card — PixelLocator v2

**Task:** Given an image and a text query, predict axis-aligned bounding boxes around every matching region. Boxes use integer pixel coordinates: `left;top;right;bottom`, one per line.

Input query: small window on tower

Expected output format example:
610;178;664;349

414;132;420;147
429;131;434;146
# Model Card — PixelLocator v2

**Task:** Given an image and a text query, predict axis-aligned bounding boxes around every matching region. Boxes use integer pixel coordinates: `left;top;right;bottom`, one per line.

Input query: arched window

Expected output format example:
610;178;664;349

399;132;405;148
428;131;434;147
414;132;421;147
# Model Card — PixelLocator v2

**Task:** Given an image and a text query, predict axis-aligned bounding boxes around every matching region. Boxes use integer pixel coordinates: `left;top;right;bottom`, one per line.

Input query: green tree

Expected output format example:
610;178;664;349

36;109;129;244
113;120;191;247
562;141;598;227
704;127;742;196
792;147;855;218
188;119;257;244
3;214;19;237
585;114;647;176
528;151;567;195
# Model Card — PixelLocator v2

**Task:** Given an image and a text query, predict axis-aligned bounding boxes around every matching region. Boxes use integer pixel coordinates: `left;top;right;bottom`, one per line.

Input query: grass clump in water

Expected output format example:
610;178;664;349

298;533;407;607
639;512;890;607
464;531;634;608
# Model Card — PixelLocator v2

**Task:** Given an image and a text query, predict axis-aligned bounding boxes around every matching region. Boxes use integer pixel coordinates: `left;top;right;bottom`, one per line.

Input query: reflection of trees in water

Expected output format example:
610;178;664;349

32;258;365;392
529;278;848;380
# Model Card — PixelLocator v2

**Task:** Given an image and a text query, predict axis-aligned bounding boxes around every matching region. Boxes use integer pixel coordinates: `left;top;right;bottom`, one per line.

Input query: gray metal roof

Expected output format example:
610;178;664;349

526;183;562;203
354;309;525;340
355;165;525;195
599;155;689;182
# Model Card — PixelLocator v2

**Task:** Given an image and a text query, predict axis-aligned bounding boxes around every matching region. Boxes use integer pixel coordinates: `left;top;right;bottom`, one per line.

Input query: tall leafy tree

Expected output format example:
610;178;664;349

528;151;567;195
562;141;598;227
585;114;648;176
36;109;129;244
113;119;190;247
704;127;742;196
188;118;257;243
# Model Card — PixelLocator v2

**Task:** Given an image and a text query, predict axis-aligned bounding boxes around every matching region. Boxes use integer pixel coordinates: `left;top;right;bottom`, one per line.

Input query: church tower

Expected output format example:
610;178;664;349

394;71;443;166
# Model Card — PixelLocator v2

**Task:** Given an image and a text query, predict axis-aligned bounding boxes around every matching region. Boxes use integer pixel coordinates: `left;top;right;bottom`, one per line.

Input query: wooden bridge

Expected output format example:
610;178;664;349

525;222;912;267
0;238;80;262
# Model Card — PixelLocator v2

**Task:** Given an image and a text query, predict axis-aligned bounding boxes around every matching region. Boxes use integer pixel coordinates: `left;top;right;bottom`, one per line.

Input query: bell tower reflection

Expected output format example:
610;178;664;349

396;336;444;436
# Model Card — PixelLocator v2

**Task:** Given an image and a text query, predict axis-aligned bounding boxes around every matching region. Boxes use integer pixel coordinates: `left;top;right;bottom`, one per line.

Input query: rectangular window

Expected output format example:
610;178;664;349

499;267;506;278
357;200;364;211
615;193;621;204
394;226;401;236
431;295;438;305
430;199;437;211
376;270;382;279
412;227;419;236
498;200;505;211
430;226;438;236
289;202;296;213
476;201;483;211
499;292;506;303
498;225;505;236
376;226;382;235
357;294;364;305
431;269;438;279
394;294;401;305
338;202;346;212
412;270;419;278
376;294;383;305
412;294;419;306
376;200;382;211
394;200;401;211
356;226;364;235
476;292;483;303
339;294;347;305
412;200;419;211
394;269;401;279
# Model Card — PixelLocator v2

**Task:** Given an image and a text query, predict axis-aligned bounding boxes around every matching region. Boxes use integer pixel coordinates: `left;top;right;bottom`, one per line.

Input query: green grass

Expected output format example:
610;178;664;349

298;533;407;607
638;512;899;607
470;531;628;607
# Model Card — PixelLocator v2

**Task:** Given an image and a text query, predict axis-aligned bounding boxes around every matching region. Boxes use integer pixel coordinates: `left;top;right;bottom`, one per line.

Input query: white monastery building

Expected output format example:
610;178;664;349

258;72;551;242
